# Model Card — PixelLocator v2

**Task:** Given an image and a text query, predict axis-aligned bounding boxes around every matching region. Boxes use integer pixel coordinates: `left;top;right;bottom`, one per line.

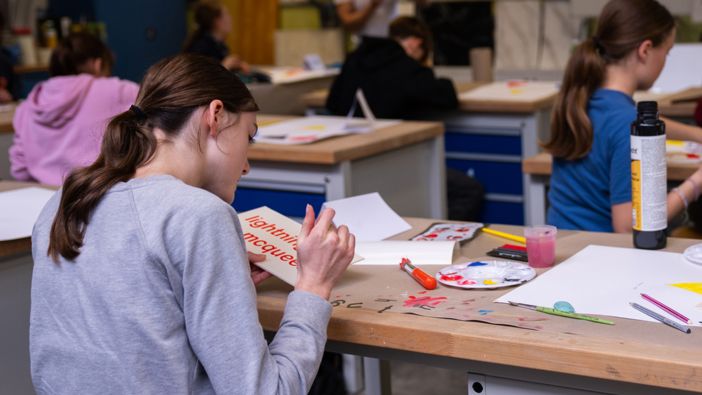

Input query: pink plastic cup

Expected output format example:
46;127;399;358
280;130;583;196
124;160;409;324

524;225;557;268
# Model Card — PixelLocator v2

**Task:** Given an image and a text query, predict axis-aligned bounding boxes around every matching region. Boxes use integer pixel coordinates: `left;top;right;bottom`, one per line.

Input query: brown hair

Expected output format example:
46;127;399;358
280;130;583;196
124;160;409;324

49;32;114;77
389;16;433;65
48;54;259;261
543;0;674;160
184;0;224;50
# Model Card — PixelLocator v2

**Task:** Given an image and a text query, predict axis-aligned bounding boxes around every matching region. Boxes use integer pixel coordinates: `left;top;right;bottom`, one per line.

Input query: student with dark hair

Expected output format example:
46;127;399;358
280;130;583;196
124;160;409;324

9;32;138;185
326;16;457;119
30;54;355;394
544;0;702;232
184;0;249;72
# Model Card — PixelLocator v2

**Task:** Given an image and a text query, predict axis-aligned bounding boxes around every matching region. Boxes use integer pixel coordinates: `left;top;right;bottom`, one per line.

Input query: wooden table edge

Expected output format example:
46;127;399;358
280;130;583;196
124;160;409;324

257;296;702;392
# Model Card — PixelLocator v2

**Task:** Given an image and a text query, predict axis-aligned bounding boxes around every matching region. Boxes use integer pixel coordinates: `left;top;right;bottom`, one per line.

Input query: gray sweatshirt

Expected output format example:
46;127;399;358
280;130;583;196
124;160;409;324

30;175;331;394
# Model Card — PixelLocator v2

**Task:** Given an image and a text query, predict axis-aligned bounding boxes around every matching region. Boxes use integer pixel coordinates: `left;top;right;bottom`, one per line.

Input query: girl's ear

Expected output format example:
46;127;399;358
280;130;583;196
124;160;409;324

205;99;224;138
636;39;654;63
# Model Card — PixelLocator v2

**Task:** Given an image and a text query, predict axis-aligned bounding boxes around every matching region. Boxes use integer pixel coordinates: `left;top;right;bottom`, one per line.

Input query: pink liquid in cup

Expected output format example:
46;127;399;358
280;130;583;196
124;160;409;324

524;225;557;268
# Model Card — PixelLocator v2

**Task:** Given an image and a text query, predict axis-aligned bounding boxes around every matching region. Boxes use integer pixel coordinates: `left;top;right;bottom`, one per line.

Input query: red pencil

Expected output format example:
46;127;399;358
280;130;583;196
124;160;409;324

640;293;692;324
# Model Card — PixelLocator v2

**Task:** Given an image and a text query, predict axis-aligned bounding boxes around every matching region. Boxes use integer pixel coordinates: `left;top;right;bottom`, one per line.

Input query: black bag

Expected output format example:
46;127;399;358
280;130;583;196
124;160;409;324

446;167;484;221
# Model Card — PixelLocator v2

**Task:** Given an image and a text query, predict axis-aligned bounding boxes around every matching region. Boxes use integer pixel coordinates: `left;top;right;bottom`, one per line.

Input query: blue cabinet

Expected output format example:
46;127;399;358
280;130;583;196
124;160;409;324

48;0;186;82
442;110;547;225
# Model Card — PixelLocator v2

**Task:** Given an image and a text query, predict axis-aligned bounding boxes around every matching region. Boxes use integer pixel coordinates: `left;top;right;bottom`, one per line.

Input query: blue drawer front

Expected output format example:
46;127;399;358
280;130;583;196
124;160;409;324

482;200;524;226
233;188;325;218
444;132;522;156
446;159;523;195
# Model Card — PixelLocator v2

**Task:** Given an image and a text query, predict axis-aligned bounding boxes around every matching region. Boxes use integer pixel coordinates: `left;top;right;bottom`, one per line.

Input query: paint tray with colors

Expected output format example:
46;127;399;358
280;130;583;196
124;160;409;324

436;260;536;289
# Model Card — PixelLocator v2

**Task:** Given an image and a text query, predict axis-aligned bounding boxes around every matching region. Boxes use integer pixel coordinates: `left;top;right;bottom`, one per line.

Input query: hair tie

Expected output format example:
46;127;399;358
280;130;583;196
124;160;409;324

591;36;605;55
130;104;146;119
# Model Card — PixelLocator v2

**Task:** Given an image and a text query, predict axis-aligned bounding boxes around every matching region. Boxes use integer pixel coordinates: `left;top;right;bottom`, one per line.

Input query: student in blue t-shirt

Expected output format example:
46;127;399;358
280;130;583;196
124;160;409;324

543;0;702;233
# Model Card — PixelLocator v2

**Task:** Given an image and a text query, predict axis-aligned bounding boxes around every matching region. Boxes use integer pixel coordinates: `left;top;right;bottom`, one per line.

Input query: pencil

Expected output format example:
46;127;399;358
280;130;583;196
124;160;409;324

630;302;691;334
641;293;692;324
481;228;526;244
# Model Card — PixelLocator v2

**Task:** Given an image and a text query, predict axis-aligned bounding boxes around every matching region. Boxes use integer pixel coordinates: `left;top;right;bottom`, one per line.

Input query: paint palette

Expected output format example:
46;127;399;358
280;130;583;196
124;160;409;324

436;260;536;289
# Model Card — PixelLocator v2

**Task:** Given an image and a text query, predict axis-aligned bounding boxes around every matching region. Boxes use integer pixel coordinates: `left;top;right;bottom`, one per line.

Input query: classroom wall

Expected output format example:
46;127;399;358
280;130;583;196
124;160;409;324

93;0;186;82
49;0;186;82
222;0;277;65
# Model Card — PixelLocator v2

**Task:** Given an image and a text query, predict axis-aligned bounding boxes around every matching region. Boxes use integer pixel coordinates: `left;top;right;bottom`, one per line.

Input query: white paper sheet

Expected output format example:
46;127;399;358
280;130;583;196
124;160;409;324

255;116;400;145
459;81;559;102
322;192;411;242
0;187;56;241
496;245;702;326
354;241;457;266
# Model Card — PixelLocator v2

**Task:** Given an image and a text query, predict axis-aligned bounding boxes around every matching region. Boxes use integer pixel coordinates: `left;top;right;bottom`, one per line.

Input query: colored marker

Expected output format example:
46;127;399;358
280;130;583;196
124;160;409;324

481;228;526;244
641;293;692;324
400;257;437;290
508;301;614;325
630;302;690;334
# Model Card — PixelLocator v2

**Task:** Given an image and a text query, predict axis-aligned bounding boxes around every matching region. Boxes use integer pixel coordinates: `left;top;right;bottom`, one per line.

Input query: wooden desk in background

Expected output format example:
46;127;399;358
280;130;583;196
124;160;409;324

4;179;701;395
522;152;699;225
0;112;448;219
302;83;557;226
238;115;447;219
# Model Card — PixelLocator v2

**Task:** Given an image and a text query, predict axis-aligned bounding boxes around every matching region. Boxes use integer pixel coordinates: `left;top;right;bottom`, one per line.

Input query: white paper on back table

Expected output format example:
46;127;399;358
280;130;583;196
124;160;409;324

496;245;702;326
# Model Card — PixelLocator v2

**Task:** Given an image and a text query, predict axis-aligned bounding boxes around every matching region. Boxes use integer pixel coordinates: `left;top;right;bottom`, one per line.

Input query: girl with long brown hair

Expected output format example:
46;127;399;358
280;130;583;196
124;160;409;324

29;54;355;394
544;0;702;233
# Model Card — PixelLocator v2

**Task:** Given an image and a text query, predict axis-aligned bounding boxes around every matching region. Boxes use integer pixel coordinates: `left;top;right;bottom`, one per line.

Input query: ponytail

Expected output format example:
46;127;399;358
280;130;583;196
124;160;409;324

48;54;259;262
543;39;605;160
543;0;675;160
48;108;156;261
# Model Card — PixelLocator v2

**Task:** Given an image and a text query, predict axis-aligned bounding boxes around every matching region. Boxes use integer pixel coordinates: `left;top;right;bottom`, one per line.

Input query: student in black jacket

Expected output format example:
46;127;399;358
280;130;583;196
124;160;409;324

327;16;458;119
183;0;249;73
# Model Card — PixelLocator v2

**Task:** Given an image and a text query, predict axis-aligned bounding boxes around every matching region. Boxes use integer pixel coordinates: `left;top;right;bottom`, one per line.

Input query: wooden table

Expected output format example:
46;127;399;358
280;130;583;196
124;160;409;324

3;179;701;394
302;82;557;226
522;152;699;225
300;82;554;114
238;115;447;219
257;217;702;395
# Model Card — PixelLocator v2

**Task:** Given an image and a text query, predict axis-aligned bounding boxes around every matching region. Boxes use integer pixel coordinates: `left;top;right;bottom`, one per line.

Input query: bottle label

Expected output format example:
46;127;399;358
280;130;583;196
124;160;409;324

631;135;667;231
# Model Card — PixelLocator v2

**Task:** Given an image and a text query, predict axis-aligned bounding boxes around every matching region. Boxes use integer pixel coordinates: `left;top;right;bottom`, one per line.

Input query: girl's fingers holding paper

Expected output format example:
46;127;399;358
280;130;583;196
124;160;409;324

312;207;336;237
299;204;315;239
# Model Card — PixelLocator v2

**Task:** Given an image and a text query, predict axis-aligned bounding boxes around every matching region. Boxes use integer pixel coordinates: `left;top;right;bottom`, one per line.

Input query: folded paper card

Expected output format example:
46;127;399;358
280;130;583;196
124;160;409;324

0;187;56;241
239;206;362;286
322;192;412;242
255;116;399;145
354;241;457;266
496;245;702;326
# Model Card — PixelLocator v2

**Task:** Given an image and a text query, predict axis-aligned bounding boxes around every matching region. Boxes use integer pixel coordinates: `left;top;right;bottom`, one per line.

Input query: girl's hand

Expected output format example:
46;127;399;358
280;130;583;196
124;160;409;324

295;205;355;299
248;251;272;286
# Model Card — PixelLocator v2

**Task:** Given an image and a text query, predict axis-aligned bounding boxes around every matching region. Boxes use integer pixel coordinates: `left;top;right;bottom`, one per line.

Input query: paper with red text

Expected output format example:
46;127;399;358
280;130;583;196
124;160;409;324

239;206;362;286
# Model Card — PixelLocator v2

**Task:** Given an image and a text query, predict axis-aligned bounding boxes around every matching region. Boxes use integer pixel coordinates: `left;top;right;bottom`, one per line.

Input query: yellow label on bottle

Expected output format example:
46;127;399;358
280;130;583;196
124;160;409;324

631;159;642;230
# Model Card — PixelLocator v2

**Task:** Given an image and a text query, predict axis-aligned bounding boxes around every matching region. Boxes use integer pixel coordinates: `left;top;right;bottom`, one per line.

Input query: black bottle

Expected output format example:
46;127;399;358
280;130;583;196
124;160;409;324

631;101;667;249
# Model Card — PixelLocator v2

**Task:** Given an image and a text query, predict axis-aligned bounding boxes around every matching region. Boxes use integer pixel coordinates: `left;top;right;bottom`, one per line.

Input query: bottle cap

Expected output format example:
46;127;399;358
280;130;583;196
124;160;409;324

637;101;658;113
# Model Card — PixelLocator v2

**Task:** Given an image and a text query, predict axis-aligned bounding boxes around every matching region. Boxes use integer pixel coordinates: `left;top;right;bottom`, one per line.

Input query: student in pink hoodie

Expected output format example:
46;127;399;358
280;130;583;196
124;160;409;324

9;32;139;186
